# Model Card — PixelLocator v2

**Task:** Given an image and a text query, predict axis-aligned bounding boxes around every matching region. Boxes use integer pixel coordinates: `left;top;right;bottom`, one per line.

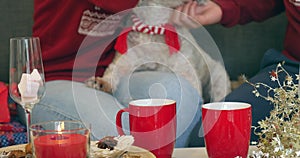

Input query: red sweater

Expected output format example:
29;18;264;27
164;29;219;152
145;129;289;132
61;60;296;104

33;0;138;82
214;0;300;61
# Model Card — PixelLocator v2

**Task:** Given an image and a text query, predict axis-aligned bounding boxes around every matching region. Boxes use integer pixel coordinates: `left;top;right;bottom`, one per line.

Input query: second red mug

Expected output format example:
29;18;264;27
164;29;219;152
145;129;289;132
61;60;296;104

202;102;252;158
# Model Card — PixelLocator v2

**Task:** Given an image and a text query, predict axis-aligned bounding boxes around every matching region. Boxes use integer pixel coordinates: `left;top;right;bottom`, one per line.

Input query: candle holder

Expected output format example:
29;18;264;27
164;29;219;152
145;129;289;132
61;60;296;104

30;120;90;158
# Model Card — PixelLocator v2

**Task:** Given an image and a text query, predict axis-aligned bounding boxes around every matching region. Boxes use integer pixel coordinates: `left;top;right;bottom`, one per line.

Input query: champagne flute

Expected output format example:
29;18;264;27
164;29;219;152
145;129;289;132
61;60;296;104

9;37;45;143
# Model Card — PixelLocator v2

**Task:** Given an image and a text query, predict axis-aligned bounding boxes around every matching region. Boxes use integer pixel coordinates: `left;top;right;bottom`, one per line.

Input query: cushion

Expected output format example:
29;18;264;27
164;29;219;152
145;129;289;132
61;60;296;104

0;82;27;147
0;119;27;147
0;82;10;123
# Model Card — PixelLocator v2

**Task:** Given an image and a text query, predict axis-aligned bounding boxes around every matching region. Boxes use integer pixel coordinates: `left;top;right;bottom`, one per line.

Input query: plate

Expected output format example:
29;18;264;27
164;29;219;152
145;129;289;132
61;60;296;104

90;141;156;158
123;146;156;158
0;143;156;158
0;144;26;153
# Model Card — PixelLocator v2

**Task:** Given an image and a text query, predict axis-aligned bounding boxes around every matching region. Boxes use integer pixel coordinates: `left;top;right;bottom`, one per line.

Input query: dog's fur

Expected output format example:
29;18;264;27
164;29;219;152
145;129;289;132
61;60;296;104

85;0;231;102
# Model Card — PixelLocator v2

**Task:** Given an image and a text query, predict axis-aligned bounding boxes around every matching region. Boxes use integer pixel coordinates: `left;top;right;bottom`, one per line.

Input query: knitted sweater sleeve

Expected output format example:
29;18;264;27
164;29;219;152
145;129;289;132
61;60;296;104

214;0;285;27
88;0;139;13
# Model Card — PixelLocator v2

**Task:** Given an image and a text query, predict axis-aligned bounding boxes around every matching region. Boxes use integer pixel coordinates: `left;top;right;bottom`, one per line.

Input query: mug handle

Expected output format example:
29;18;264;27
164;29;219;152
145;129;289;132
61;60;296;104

116;108;129;136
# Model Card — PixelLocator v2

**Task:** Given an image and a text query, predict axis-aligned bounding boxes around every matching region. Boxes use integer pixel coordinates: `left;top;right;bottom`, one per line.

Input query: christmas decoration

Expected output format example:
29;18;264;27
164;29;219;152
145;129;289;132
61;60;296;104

246;62;300;157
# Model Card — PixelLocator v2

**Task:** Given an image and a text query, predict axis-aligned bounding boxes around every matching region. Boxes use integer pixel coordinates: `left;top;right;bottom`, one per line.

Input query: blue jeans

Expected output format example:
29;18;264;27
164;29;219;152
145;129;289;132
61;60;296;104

225;49;300;142
31;71;202;147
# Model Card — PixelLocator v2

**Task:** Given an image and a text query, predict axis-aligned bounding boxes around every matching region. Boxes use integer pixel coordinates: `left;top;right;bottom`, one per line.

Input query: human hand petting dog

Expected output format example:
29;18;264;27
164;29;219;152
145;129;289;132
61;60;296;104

170;0;223;28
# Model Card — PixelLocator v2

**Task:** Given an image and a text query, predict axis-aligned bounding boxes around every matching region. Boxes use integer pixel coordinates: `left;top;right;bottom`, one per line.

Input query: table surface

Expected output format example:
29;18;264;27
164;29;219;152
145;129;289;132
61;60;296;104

172;146;257;158
0;144;257;158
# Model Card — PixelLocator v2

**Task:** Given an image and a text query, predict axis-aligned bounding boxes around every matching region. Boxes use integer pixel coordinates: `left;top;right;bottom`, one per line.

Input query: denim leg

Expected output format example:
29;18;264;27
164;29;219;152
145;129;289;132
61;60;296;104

31;71;202;148
31;80;122;140
114;71;202;147
225;49;300;142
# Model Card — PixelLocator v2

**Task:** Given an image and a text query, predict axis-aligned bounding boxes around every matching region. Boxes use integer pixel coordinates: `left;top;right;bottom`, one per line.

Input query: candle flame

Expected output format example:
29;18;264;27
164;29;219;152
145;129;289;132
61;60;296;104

55;122;65;134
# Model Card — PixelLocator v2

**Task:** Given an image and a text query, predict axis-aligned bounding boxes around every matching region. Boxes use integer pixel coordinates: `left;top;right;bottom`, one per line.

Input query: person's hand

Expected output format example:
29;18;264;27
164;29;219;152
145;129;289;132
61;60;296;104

170;0;223;28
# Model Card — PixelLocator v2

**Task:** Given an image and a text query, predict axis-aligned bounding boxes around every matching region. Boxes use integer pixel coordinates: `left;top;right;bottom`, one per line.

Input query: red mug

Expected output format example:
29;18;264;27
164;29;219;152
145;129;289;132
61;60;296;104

202;102;252;158
116;99;176;158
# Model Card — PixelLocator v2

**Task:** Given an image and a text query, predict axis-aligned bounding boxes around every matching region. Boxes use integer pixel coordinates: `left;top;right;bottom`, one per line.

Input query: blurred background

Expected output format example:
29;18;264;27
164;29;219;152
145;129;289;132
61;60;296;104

0;0;287;83
0;0;33;83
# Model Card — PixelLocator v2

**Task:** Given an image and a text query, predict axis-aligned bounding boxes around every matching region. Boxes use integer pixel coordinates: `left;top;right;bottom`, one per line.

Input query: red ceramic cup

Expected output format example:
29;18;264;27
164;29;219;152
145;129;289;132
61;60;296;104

202;102;252;158
116;99;176;158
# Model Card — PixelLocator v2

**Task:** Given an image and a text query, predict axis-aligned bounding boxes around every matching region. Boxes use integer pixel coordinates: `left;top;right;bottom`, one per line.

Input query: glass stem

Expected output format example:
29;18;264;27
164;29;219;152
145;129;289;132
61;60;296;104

25;105;32;144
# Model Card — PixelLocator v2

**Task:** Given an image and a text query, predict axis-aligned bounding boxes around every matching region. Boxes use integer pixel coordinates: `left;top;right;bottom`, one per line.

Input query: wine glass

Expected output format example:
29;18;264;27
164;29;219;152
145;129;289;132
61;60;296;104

9;37;45;143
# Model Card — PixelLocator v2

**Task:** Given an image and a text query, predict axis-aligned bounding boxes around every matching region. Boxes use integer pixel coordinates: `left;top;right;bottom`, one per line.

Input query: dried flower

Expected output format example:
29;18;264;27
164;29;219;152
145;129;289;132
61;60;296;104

246;62;300;158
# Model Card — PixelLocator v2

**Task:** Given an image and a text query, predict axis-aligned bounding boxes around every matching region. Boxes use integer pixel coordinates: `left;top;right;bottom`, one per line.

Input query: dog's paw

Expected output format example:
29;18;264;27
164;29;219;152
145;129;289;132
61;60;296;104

85;76;112;93
231;75;246;90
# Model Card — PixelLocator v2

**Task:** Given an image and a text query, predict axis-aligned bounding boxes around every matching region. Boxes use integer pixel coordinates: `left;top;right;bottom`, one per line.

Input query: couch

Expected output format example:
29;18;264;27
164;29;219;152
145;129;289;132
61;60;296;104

0;0;287;147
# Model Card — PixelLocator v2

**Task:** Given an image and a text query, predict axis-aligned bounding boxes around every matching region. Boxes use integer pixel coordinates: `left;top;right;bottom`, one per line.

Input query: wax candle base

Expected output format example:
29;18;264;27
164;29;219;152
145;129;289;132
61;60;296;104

34;134;88;158
30;121;90;158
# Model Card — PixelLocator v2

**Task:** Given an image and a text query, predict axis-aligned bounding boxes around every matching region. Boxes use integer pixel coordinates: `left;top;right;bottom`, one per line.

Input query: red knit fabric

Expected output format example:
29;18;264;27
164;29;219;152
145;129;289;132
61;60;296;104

33;0;138;82
114;15;180;55
214;0;300;61
88;0;138;13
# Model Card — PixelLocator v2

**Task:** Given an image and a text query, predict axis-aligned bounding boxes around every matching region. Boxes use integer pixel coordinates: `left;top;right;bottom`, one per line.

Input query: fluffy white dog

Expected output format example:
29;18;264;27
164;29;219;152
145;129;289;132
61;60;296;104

85;0;231;102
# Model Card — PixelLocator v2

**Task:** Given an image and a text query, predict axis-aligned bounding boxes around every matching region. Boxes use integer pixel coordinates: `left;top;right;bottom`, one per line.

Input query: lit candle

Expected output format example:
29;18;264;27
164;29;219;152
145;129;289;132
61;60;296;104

33;133;88;158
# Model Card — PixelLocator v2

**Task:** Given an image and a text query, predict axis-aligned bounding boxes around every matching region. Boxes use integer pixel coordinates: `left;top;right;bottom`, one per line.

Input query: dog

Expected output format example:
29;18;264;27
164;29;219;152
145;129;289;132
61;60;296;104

85;0;231;102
